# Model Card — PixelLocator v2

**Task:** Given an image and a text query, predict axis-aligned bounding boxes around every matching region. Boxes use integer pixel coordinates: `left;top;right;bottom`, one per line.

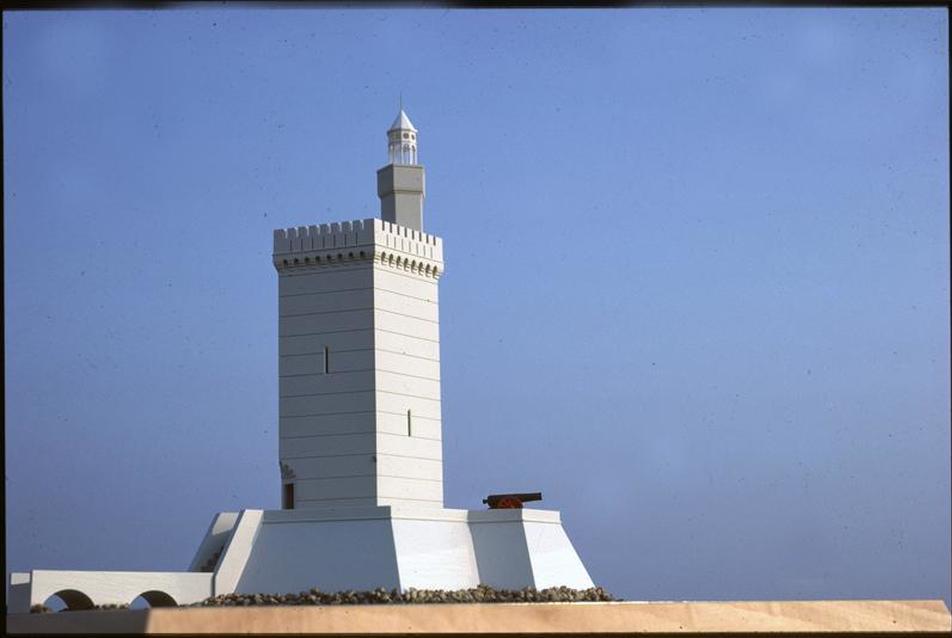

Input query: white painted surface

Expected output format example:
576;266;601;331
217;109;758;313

523;519;594;589
281;330;374;356
374;348;441;378
375;391;441;421
469;508;561;525
214;509;263;596
24;570;212;609
376;431;442;459
284;455;377;480
295;476;377;501
188;511;240;572
274;216;444;509
280;432;376;458
262;505;396;523
468;517;534;589
378;166;425;230
8;507;592;611
374;232;443;508
376;454;443;481
392;518;480;590
377;411;442;439
389;108;416;132
280;349;374;376
235;516;400;593
225;507;590;594
375;330;441;360
387;108;419;167
281;391;377;419
279;412;377;439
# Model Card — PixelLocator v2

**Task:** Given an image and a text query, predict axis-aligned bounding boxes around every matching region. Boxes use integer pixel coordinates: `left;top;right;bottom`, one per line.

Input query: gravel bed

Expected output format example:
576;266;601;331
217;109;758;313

30;585;616;613
190;585;617;607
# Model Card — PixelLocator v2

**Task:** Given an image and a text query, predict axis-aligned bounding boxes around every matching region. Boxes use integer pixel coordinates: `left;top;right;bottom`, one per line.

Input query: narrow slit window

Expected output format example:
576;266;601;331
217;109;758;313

407;409;412;437
283;483;295;510
323;346;329;374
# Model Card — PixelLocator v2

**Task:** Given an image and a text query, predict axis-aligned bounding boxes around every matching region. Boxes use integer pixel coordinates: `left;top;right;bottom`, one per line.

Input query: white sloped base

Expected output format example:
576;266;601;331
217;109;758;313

522;519;595;589
390;512;481;590
235;514;401;593
7;505;593;613
229;505;593;593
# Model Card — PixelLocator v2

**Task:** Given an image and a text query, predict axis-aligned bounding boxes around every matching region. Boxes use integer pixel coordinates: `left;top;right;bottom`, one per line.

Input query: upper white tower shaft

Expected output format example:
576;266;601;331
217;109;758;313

378;107;425;231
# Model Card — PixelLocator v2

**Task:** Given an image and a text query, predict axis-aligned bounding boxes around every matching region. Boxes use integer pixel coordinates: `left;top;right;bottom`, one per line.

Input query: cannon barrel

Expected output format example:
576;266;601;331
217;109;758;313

482;492;543;509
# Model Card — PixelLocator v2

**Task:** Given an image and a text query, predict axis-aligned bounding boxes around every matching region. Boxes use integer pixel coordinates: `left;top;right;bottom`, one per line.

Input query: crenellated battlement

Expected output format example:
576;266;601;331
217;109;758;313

273;218;443;277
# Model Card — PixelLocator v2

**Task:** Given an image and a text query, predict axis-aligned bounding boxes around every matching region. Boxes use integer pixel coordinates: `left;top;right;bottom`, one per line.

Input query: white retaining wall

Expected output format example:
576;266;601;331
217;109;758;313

10;570;212;612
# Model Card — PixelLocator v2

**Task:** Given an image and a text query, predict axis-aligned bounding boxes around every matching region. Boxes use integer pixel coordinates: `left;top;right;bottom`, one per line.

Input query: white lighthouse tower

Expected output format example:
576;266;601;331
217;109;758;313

275;108;444;511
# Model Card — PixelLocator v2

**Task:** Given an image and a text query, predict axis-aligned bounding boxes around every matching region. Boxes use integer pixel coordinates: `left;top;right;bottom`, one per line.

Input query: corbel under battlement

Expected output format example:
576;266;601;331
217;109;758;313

272;218;443;277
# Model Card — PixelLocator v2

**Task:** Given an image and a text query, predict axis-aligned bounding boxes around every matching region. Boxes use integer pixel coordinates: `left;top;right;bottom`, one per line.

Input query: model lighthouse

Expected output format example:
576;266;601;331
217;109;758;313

276;107;444;511
9;109;593;612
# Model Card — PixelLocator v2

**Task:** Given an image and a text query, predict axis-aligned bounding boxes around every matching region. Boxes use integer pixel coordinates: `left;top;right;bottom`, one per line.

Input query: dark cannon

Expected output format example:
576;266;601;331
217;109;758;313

482;492;542;509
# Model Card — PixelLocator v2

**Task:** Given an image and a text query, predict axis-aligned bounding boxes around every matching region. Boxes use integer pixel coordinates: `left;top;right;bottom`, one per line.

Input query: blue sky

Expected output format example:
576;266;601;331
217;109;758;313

4;8;949;605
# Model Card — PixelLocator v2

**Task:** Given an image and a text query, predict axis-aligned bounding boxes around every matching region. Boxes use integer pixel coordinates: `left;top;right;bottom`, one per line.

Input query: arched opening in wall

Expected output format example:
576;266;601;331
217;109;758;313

43;589;95;612
130;590;178;609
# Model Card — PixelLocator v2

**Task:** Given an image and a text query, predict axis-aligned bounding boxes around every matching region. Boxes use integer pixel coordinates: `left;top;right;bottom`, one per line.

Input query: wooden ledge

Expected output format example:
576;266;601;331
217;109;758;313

7;599;951;635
